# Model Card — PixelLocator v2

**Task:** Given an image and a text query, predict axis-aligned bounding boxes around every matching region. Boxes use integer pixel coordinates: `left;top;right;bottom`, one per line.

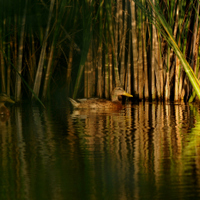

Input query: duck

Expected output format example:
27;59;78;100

0;93;15;116
68;87;133;110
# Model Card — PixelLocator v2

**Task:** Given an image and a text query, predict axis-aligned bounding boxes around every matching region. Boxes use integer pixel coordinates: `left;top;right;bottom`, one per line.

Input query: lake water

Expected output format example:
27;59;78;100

1;102;200;199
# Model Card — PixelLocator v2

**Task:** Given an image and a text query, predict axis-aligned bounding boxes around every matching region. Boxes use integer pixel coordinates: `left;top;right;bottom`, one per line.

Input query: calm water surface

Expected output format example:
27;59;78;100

1;102;200;199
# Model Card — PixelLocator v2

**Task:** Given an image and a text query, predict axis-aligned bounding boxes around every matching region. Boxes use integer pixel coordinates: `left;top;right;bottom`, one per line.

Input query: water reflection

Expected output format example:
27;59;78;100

0;103;200;199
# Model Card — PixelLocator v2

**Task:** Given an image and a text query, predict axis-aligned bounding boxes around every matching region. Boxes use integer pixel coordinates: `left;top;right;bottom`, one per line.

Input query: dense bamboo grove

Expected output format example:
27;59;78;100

1;0;200;102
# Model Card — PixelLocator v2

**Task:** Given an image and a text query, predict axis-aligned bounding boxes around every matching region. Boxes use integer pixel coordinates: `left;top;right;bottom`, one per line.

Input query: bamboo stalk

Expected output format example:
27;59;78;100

120;0;128;87
109;43;113;96
138;7;144;100
106;1;120;87
91;50;95;98
143;9;149;100
42;0;67;101
42;41;54;101
97;0;103;98
84;52;88;98
105;48;109;99
87;44;92;98
5;1;13;96
118;0;123;50
180;37;188;100
181;6;195;100
130;1;138;97
158;35;164;99
0;47;6;93
174;56;180;101
66;38;74;95
174;2;180;101
73;1;95;99
151;0;157;100
6;0;13;96
105;21;109;99
127;31;131;94
7;42;11;96
188;16;200;102
191;1;199;74
165;46;170;101
97;42;103;98
14;14;18;71
178;0;191;99
0;16;6;93
15;0;28;101
32;0;55;99
115;0;119;86
28;31;36;87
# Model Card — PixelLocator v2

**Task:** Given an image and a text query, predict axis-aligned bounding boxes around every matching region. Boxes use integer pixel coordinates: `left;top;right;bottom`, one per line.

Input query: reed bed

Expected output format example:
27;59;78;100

1;0;200;102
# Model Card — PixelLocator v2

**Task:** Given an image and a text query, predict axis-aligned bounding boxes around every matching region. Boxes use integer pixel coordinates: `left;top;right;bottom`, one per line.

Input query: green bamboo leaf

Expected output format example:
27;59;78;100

133;0;200;100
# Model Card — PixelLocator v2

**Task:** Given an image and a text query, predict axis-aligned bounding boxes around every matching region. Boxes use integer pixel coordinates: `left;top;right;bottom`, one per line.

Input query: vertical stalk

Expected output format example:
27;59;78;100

109;44;113;95
191;0;199;74
73;0;94;99
165;47;170;101
179;37;187;100
15;0;28;101
143;15;149;99
188;14;200;102
115;0;119;86
87;44;92;98
151;0;157;100
174;1;180;101
127;32;131;94
105;48;109;98
14;15;18;71
120;0;128;86
28;30;36;87
157;35;164;99
84;52;88;98
7;42;11;96
106;0;120;86
66;38;74;95
5;1;11;95
130;1;138;97
42;0;67;101
42;40;54;100
178;0;190;99
138;6;143;100
97;0;103;98
193;25;200;76
32;0;55;98
174;55;180;101
1;16;6;93
97;42;103;98
118;0;123;50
